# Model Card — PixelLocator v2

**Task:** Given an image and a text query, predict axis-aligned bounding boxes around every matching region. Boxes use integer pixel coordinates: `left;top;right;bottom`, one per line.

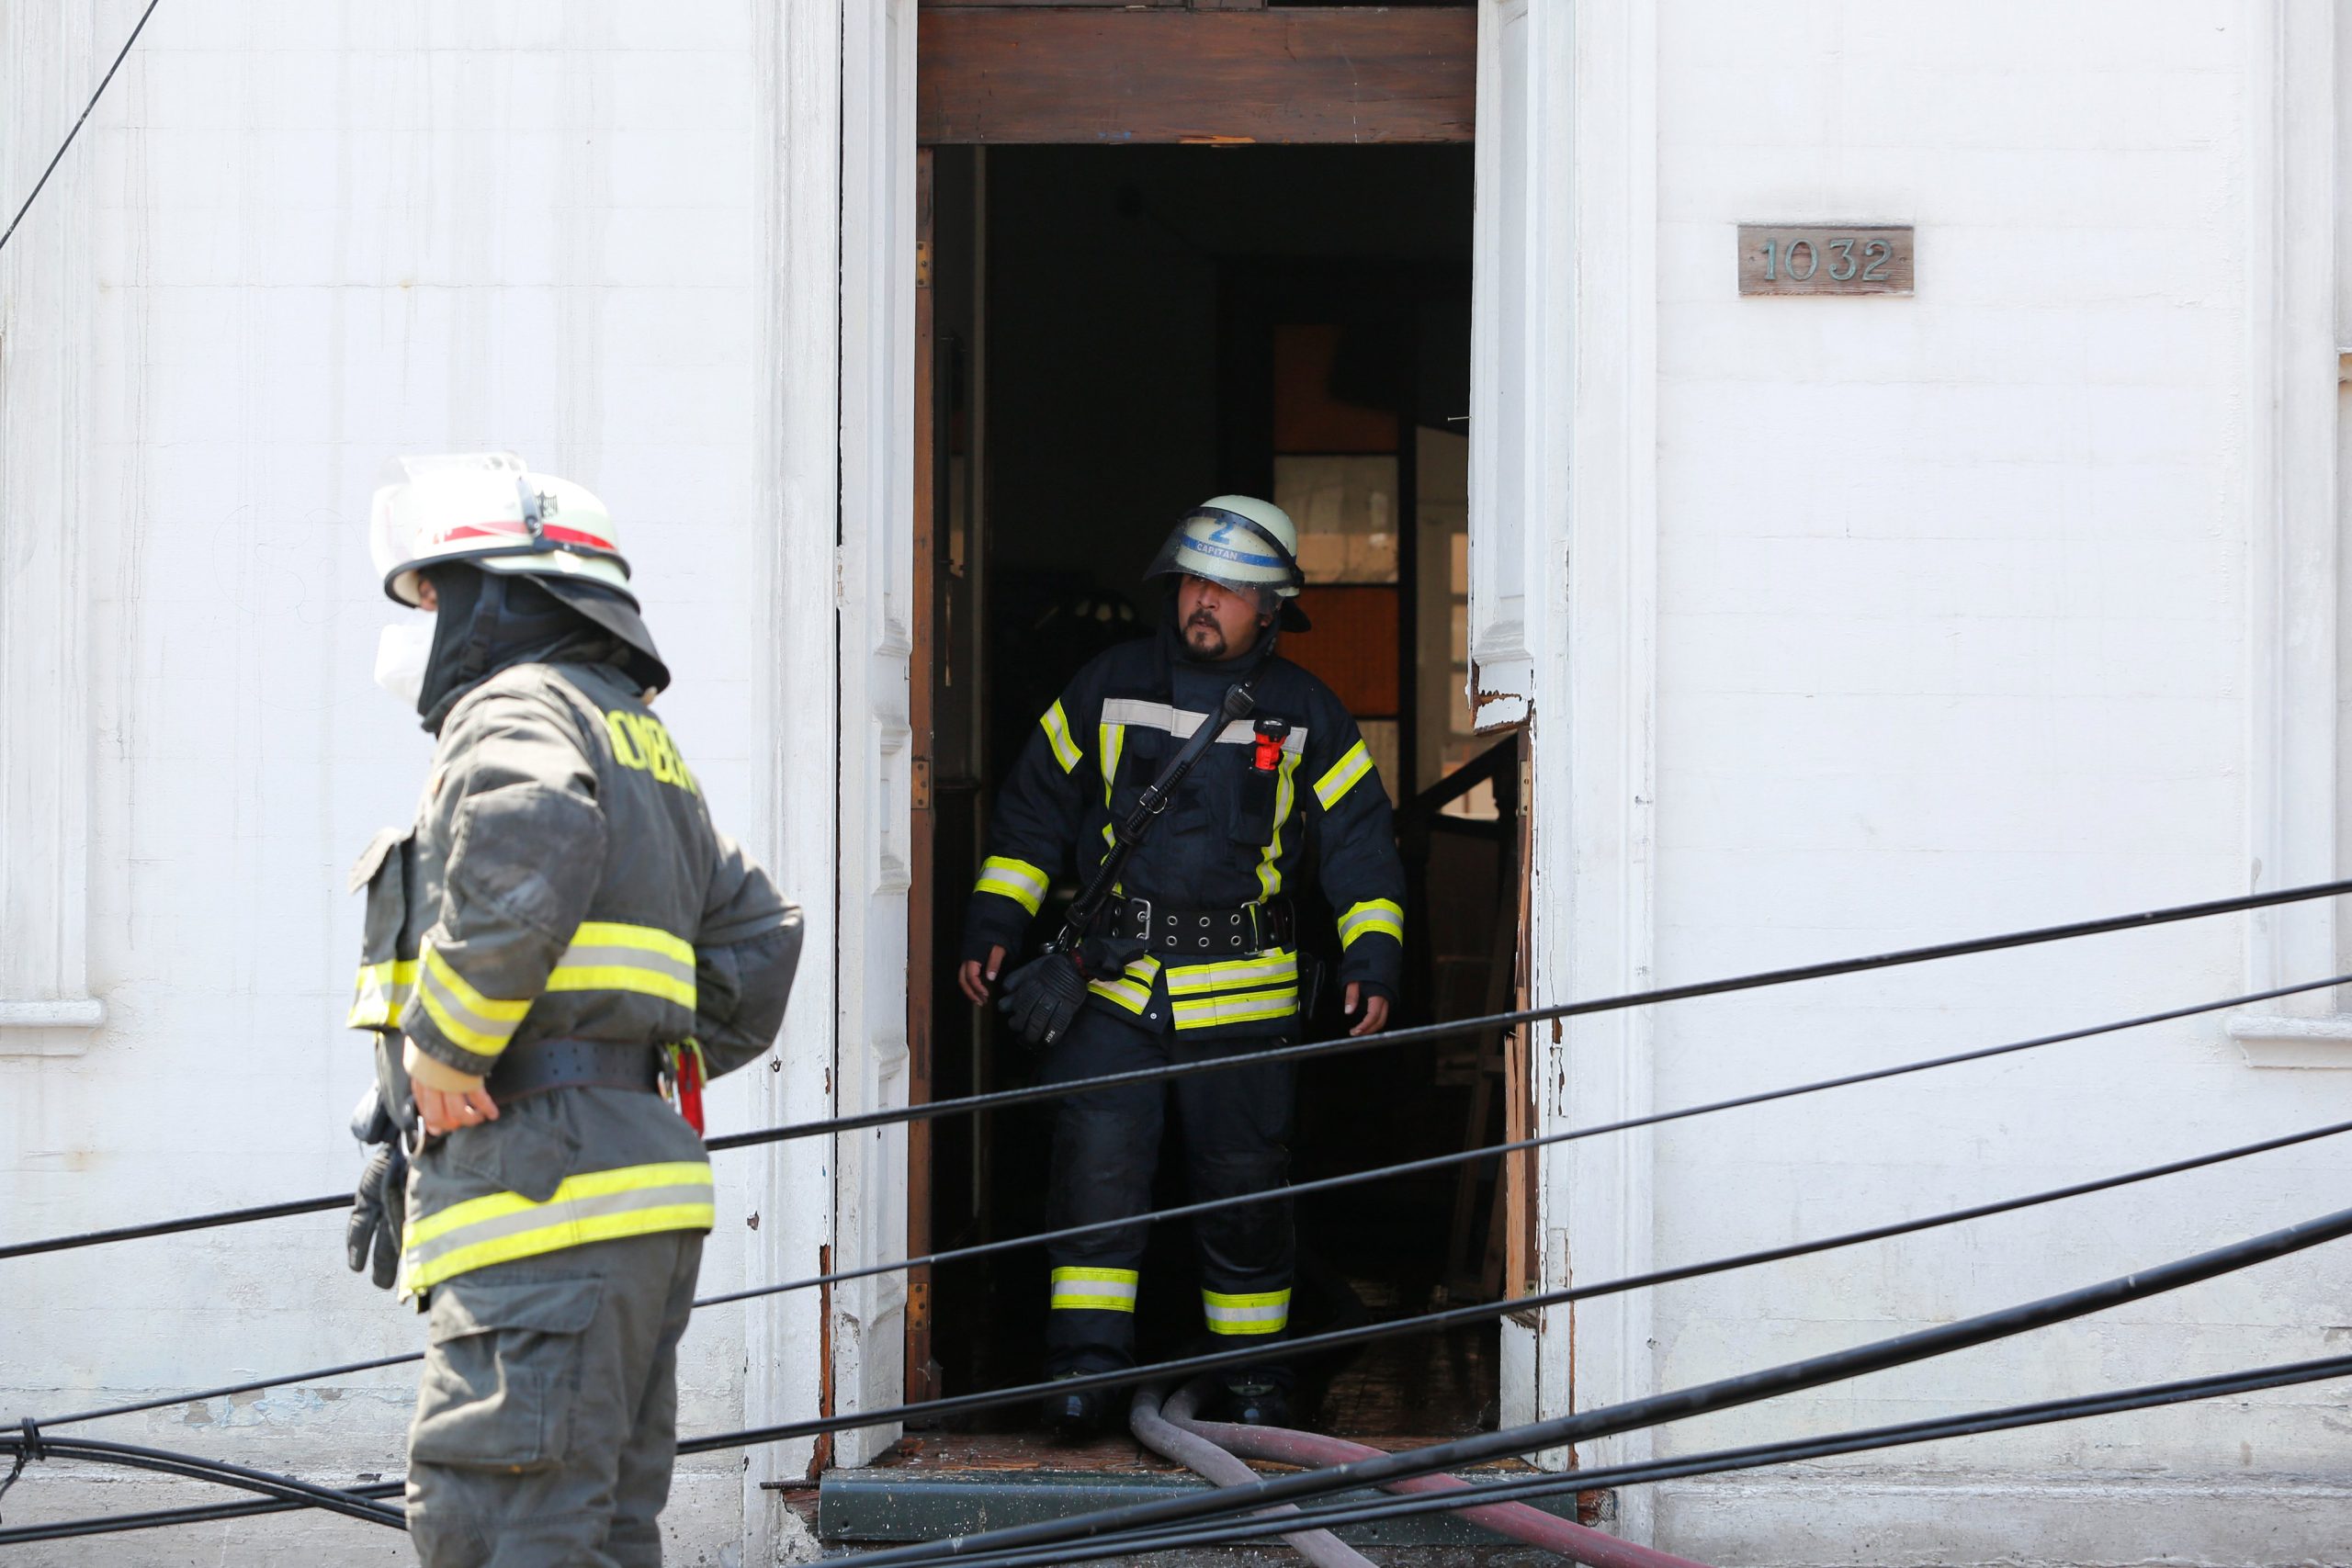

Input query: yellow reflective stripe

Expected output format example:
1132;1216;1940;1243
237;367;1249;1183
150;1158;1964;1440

1040;700;1082;773
1164;949;1297;997
1254;749;1302;901
1203;1286;1291;1335
1051;1265;1139;1312
415;944;531;1057
400;1161;716;1292
1101;723;1126;806
1337;898;1405;950
544;921;697;1010
1313;739;1374;810
570;920;692;964
1087;955;1161;1014
976;856;1050;917
1171;987;1298;1030
346;959;418;1030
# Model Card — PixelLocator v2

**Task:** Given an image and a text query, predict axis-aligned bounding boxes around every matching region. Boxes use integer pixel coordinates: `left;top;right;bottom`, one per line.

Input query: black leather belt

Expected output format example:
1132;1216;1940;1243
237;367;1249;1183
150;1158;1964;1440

485;1038;664;1101
1109;897;1294;955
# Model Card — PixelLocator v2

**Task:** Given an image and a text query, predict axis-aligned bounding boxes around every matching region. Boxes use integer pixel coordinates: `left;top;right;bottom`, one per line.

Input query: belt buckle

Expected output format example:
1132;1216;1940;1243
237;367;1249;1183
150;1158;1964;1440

1128;897;1153;942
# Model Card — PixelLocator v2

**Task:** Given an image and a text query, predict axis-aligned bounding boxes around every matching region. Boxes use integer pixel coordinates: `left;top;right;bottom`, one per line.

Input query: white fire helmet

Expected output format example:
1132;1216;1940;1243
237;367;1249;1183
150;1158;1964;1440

369;452;632;607
1144;495;1306;606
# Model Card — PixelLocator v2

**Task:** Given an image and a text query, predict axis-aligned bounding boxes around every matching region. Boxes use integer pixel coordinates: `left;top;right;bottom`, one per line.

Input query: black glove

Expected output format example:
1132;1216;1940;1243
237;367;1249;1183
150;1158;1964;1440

998;952;1090;1047
345;1084;409;1292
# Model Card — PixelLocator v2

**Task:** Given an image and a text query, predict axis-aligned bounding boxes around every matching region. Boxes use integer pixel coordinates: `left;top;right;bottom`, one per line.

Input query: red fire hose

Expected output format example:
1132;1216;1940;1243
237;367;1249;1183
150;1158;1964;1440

1159;1379;1719;1568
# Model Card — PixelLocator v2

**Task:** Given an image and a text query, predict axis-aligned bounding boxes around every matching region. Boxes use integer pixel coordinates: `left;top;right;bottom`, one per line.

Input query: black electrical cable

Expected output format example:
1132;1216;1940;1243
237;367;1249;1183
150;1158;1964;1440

0;1191;356;1263
13;876;2351;1263
0;1432;402;1530
672;1114;2352;1457
693;966;2352;1309
0;0;164;257
18;1157;2352;1549
819;1199;2352;1568
40;1107;2352;1444
707;874;2352;1154
24;1345;2352;1552
0;1480;403;1549
929;1351;2352;1568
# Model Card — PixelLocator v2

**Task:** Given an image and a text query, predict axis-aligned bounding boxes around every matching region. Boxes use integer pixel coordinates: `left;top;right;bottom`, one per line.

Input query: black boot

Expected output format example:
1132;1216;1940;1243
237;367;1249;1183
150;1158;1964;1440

1221;1376;1291;1427
1042;1377;1114;1439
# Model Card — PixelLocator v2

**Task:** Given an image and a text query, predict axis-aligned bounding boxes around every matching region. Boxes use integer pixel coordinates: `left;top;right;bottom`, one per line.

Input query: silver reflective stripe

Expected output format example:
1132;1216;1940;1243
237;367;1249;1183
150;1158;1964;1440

551;943;695;986
401;1181;716;1275
1096;698;1306;754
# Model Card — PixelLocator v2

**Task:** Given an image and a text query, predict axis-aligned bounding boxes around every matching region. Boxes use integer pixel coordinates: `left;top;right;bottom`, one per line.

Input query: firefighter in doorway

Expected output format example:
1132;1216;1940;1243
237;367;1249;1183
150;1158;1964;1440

959;495;1407;1435
341;453;802;1567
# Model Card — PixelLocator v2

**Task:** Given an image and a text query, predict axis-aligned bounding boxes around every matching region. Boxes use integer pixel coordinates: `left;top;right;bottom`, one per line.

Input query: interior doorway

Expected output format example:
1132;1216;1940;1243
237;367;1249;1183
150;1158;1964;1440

908;140;1526;1444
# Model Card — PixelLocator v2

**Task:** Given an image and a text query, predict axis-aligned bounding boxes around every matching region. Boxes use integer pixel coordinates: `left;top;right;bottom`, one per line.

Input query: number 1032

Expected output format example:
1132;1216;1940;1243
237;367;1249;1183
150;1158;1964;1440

1758;235;1894;283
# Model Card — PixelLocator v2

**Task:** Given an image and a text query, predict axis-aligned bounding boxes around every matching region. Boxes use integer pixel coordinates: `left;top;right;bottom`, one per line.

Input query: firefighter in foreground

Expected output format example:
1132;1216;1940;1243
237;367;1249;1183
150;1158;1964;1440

960;495;1406;1435
342;454;801;1567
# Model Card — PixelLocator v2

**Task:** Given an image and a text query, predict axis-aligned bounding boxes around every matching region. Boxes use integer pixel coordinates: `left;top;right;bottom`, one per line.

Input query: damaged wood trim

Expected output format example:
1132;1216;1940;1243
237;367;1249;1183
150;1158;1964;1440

917;9;1476;145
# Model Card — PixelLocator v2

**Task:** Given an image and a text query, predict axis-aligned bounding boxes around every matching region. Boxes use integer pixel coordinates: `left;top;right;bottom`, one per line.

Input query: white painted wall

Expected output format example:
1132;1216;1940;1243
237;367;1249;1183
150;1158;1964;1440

0;2;831;1560
1622;2;2352;1562
8;1;2352;1564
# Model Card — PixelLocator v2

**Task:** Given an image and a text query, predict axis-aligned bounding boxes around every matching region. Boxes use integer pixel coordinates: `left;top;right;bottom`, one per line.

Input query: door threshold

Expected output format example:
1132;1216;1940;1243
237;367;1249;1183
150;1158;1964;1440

814;1432;1577;1551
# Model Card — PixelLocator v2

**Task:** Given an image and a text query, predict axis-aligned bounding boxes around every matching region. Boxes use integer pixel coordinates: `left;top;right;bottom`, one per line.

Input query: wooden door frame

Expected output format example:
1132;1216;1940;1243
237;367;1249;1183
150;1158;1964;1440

861;0;1664;1506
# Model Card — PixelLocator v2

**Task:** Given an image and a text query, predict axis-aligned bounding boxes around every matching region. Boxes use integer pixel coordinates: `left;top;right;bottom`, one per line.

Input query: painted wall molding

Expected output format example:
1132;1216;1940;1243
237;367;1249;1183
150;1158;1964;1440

2237;0;2346;1066
0;0;103;1056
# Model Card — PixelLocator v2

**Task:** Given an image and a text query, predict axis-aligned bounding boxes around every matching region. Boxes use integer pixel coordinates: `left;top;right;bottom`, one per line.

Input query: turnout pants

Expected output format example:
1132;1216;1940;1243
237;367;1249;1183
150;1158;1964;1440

1041;1005;1295;1379
406;1230;704;1568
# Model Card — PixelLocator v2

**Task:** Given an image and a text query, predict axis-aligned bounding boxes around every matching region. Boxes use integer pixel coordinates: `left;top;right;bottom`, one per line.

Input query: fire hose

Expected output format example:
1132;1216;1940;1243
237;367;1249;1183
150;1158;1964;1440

1139;1377;1717;1568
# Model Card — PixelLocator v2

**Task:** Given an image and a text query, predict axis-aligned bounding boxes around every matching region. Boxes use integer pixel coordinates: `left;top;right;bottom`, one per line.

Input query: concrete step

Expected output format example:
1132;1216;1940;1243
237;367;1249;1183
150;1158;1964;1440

815;1436;1594;1565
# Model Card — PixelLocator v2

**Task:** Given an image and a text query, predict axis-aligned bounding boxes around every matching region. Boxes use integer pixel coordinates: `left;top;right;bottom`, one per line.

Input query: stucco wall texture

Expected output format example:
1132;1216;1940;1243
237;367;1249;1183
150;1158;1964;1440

3;3;788;1562
5;2;2351;1566
1645;3;2352;1562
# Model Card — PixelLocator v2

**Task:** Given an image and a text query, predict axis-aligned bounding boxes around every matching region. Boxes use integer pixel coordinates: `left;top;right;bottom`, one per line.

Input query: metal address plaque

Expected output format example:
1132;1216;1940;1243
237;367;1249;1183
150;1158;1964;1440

1738;224;1914;297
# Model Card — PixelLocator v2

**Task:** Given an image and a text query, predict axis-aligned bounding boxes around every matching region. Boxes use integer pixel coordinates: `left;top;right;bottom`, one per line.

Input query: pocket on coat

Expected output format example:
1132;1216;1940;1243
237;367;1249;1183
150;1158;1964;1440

436;1110;581;1206
410;1275;603;1471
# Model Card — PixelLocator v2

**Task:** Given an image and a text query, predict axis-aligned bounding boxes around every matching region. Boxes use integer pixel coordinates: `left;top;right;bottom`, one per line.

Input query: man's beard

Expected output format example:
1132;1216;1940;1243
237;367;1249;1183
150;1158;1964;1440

1182;614;1227;660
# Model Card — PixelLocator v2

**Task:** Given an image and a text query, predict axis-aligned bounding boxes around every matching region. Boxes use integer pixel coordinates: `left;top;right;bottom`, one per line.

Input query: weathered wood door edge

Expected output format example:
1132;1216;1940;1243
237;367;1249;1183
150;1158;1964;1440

1470;0;1663;1539
832;0;921;1472
743;0;847;1541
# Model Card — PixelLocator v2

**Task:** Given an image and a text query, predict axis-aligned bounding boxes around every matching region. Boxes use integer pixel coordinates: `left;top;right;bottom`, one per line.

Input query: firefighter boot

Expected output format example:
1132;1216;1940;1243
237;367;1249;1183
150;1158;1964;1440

1042;1376;1118;1440
1221;1375;1292;1427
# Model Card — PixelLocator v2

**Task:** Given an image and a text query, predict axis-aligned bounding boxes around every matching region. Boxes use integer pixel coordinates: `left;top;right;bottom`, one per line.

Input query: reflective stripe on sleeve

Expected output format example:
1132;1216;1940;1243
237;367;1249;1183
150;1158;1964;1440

1087;955;1161;1015
1313;739;1374;809
1040;701;1083;773
399;1161;716;1293
347;959;418;1031
1203;1287;1290;1336
544;921;696;1010
1051;1266;1139;1313
1337;898;1405;950
1171;986;1298;1031
976;856;1051;917
414;944;533;1058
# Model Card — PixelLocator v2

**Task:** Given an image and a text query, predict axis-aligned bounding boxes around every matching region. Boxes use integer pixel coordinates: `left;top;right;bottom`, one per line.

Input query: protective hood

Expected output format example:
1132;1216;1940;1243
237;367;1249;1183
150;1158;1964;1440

415;566;670;734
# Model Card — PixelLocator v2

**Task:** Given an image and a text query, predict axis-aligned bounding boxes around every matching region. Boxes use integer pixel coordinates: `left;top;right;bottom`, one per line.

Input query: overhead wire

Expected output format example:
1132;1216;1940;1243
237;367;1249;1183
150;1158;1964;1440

825;1198;2352;1568
10;875;2352;1263
0;0;164;257
669;1112;2352;1454
20;1344;2352;1552
925;1351;2352;1568
40;1063;2352;1439
12;881;2352;1542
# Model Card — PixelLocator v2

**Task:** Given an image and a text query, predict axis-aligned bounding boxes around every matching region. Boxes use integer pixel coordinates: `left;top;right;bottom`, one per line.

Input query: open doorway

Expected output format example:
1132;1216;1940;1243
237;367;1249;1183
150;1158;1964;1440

909;141;1527;1448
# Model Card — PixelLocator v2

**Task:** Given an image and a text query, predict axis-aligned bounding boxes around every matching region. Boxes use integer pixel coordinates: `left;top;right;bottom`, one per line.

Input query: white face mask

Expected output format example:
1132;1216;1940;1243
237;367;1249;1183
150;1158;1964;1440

374;621;435;709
